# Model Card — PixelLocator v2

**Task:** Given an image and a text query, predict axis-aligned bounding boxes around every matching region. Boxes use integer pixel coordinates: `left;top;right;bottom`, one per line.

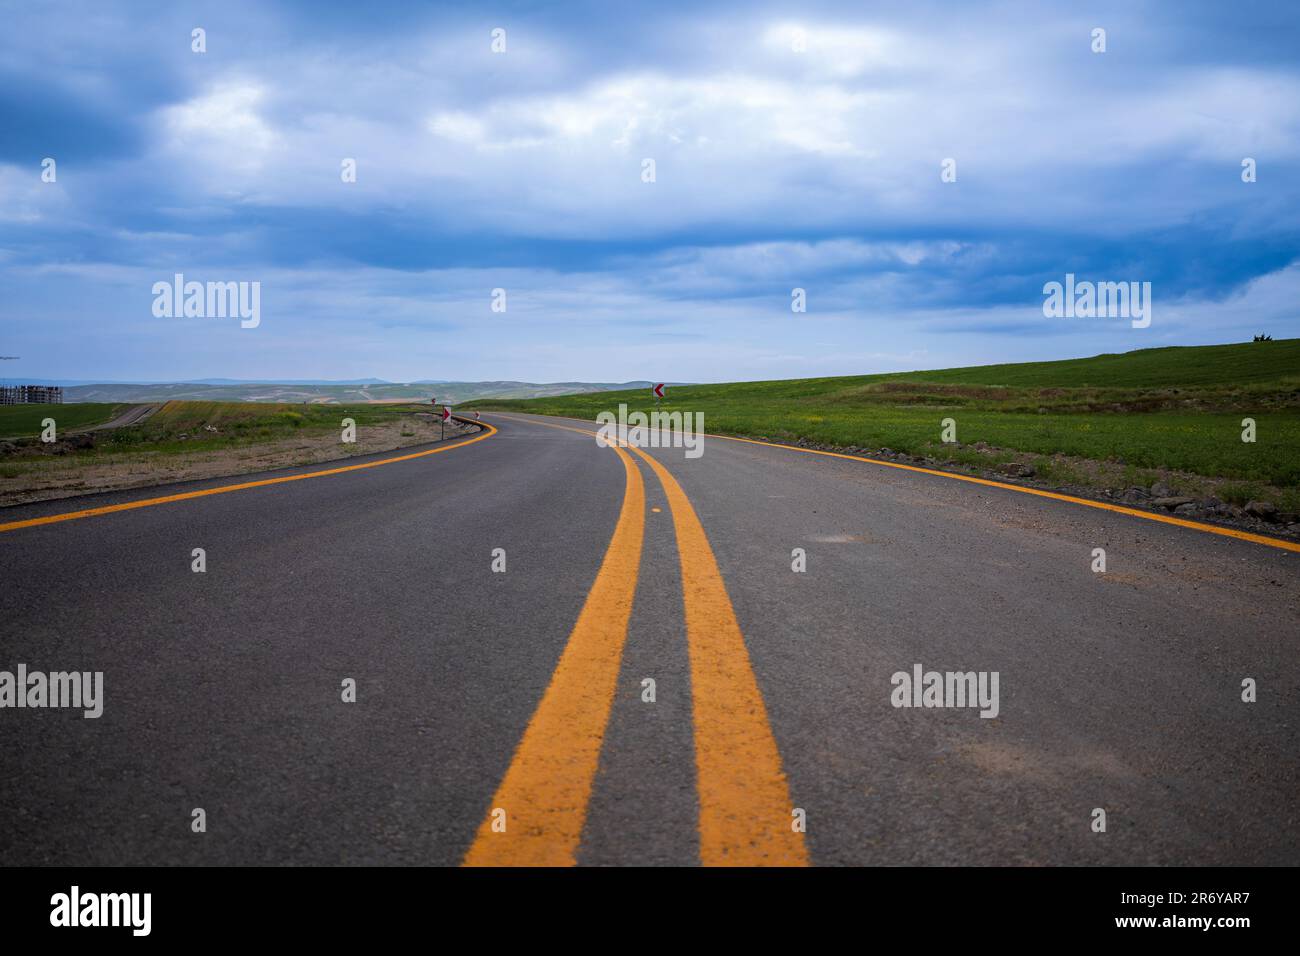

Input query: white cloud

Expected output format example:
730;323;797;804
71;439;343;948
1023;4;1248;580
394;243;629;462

114;14;1299;243
159;82;278;172
761;22;910;77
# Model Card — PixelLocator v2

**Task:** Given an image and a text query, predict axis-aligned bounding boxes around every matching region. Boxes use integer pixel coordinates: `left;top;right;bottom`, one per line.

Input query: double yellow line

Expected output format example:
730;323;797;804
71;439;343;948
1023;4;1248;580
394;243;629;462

464;416;807;867
2;411;804;863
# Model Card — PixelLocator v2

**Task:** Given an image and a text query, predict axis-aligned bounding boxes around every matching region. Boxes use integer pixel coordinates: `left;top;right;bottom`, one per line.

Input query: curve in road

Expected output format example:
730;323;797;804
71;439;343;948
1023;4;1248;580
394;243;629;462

0;411;1294;866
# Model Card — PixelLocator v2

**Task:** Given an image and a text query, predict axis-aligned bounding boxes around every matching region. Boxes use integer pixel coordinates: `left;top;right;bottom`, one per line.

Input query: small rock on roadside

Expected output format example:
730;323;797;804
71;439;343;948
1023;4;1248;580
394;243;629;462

1151;496;1196;509
998;462;1035;478
1244;500;1279;522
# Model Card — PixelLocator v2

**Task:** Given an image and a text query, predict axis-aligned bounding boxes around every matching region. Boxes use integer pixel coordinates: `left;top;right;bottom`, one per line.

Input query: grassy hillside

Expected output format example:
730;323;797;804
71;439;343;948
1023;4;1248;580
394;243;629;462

871;340;1300;389
463;340;1300;502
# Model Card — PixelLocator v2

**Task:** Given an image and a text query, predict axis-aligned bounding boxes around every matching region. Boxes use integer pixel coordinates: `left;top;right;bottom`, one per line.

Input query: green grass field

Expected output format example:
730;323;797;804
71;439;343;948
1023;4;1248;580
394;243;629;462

1;400;435;457
462;340;1300;502
94;400;431;456
0;403;124;439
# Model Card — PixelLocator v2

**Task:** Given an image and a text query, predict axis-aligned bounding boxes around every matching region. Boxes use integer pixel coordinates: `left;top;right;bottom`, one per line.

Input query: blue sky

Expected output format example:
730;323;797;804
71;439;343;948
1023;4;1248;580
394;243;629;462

2;0;1298;383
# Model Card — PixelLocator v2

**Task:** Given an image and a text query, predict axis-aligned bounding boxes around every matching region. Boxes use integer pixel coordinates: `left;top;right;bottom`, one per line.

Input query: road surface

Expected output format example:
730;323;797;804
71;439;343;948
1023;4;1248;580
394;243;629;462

0;412;1295;865
69;402;161;433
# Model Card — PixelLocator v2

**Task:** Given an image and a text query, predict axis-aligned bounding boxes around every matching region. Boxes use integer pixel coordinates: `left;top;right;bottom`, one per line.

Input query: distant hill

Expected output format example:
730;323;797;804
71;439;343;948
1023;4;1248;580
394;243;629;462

59;380;683;405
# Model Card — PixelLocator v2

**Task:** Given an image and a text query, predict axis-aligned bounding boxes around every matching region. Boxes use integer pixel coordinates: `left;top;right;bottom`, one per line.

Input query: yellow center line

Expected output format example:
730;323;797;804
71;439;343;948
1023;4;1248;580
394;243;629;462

463;424;645;866
621;443;808;866
491;413;808;866
0;418;496;534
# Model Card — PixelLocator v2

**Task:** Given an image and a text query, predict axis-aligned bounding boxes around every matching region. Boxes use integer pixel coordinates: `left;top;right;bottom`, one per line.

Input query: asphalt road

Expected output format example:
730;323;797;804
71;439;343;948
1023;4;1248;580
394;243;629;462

0;412;1295;865
71;402;162;433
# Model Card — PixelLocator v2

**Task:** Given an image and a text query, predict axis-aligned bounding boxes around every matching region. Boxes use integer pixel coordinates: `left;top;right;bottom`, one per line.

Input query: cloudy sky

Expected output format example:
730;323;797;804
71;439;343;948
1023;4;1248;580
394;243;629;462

2;0;1298;384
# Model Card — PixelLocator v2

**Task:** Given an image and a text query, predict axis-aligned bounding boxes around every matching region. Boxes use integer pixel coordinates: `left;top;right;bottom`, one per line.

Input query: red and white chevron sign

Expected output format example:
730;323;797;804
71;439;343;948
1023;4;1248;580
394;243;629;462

653;383;665;399
442;406;452;422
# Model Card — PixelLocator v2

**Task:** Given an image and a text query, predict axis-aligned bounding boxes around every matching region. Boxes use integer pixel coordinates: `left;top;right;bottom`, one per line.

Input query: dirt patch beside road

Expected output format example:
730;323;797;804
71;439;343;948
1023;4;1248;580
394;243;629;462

0;414;478;507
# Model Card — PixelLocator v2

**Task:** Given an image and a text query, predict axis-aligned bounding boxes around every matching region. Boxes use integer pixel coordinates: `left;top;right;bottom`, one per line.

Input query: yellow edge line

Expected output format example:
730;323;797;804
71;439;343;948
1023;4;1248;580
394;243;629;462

491;413;808;866
481;412;1300;555
708;432;1300;554
463;424;644;866
0;417;497;534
